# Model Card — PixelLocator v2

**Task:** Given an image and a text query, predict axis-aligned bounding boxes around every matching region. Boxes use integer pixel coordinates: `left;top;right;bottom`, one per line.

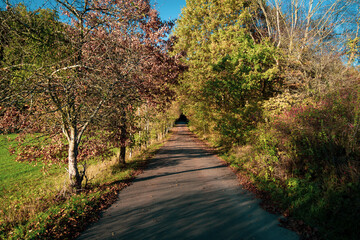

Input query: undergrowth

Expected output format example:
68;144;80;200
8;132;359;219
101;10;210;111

242;87;359;239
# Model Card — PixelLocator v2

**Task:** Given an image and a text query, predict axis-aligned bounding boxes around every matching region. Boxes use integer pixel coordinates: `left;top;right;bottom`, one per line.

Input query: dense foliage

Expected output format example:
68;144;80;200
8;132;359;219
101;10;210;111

172;0;280;147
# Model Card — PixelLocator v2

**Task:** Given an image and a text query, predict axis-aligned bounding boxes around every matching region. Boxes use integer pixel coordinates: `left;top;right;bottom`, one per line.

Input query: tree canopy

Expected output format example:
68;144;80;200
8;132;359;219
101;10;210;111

0;0;184;190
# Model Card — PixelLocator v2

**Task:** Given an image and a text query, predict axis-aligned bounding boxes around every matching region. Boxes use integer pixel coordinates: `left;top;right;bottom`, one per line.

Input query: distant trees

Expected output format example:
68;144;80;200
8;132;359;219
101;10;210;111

0;0;183;191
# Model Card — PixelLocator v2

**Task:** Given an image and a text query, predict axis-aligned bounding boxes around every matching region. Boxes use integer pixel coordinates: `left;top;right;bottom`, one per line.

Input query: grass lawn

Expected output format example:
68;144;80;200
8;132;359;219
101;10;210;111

0;134;64;192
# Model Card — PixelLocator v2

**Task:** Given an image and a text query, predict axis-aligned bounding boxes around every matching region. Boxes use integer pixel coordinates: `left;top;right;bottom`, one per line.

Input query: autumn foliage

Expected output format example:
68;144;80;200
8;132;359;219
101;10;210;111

1;0;184;190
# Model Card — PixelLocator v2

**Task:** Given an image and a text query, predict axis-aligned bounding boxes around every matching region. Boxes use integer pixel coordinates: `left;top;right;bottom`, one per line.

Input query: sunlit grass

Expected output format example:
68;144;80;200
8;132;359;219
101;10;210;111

0;134;67;237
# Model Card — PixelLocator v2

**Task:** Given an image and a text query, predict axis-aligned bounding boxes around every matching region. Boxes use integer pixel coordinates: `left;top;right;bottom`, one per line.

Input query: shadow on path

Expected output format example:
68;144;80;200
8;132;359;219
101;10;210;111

135;165;225;182
77;125;299;240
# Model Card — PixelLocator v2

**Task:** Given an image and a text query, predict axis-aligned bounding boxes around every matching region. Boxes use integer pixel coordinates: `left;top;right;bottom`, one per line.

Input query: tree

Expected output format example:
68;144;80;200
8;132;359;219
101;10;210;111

90;3;184;166
347;17;360;66
0;4;68;132
255;0;359;90
1;0;181;191
172;0;279;144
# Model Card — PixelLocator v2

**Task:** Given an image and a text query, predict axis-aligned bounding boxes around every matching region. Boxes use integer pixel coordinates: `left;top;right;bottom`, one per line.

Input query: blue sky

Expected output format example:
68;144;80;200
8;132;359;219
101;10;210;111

152;0;186;21
1;0;186;21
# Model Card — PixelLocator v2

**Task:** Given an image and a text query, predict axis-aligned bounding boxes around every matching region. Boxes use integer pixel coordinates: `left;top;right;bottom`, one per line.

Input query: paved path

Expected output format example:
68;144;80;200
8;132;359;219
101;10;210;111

78;125;299;240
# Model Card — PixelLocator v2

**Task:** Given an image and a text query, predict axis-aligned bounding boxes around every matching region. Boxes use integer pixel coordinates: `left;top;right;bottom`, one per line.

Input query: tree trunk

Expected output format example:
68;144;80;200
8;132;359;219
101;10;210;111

68;128;82;190
145;117;149;147
118;122;127;165
119;145;126;165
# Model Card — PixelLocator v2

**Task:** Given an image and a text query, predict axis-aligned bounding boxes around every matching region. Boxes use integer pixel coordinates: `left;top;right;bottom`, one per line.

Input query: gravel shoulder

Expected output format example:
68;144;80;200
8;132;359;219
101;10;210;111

78;124;299;240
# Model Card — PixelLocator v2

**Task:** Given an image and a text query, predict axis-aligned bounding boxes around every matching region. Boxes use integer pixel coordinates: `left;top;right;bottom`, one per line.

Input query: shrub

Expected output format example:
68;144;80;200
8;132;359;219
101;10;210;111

272;87;360;182
241;85;360;239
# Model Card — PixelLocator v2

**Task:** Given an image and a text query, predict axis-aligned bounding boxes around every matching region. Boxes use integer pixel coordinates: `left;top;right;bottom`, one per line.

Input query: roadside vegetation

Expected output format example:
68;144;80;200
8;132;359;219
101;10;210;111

1;0;360;239
173;0;360;239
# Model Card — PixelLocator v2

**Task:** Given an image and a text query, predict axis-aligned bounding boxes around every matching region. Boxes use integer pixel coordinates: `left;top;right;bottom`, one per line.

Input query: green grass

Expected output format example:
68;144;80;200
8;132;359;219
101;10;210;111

0;134;64;192
0;134;66;239
0;134;38;185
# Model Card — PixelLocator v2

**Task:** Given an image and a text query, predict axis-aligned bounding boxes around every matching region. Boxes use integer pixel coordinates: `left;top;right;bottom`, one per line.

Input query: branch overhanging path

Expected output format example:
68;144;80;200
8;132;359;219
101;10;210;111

78;125;299;240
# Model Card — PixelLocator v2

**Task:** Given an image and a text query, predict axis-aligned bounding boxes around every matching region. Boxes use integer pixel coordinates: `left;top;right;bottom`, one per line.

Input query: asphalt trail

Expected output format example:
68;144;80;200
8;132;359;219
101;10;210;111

78;124;299;240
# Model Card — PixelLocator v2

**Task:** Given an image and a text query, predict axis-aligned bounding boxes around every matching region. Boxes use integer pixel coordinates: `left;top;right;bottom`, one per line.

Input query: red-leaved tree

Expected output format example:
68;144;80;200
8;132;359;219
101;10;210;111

1;0;183;191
